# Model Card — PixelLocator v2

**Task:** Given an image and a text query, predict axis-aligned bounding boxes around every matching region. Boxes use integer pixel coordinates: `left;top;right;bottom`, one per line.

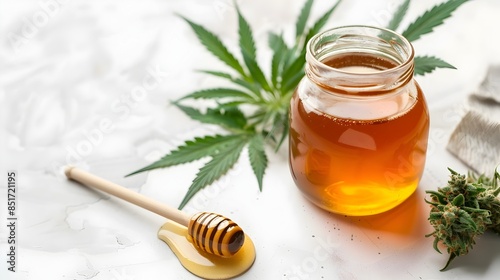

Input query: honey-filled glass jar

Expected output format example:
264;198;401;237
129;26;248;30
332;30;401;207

289;26;430;216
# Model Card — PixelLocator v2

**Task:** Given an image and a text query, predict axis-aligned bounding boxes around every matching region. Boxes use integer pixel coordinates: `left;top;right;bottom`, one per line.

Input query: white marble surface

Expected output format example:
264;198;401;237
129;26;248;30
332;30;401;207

1;0;500;279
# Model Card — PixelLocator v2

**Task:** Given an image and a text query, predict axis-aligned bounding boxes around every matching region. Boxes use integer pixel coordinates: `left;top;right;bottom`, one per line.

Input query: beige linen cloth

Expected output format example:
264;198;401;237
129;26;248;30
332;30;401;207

447;65;500;174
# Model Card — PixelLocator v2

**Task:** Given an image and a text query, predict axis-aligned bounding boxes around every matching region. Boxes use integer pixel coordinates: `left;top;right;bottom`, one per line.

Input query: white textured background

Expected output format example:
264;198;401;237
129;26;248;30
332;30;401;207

1;0;500;279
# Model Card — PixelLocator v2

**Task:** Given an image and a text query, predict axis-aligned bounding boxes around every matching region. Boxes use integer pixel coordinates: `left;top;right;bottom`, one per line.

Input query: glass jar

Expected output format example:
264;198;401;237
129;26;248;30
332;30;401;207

289;26;430;216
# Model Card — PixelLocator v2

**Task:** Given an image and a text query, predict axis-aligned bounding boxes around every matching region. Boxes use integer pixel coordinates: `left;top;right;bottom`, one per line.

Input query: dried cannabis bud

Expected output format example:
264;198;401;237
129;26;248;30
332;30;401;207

425;167;500;270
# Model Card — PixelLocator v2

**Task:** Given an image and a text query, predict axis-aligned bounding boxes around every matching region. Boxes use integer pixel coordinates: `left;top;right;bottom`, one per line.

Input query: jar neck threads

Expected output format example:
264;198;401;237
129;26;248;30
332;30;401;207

305;25;414;95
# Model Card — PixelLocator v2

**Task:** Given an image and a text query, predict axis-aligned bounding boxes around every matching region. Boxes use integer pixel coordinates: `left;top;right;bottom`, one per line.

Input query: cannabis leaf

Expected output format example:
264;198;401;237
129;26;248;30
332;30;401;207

179;16;246;78
402;0;469;42
388;0;470;76
302;0;343;51
126;134;245;176
128;0;469;209
128;0;342;208
178;88;257;102
248;134;268;191
173;103;248;131
179;136;248;209
386;0;410;31
295;0;314;40
414;56;456;76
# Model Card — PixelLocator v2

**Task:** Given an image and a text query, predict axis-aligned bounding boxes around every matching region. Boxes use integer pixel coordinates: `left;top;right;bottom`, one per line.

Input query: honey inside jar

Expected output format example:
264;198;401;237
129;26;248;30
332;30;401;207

289;31;430;216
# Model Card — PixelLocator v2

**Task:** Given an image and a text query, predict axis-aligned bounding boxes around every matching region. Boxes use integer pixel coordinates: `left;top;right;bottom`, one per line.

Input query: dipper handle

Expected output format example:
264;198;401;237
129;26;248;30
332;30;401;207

65;167;191;226
65;166;245;257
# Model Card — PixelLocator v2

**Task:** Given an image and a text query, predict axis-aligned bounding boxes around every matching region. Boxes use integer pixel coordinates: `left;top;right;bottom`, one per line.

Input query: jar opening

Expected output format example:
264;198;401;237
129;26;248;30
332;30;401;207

308;25;413;74
305;25;414;93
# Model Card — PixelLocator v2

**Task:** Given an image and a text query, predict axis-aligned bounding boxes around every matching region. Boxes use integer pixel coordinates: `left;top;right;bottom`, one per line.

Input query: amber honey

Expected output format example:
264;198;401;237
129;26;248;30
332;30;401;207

289;26;430;216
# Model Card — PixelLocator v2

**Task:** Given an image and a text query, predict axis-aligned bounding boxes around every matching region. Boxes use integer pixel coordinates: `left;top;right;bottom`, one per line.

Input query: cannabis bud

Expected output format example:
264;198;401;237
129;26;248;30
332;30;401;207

425;167;500;270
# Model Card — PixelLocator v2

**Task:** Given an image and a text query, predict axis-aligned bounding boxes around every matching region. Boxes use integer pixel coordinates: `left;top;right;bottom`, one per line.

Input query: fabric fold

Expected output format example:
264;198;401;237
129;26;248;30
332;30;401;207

447;65;500;174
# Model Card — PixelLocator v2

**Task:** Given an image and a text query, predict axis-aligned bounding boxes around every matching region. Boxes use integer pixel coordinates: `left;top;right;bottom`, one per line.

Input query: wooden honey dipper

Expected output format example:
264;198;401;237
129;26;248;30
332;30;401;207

64;166;245;258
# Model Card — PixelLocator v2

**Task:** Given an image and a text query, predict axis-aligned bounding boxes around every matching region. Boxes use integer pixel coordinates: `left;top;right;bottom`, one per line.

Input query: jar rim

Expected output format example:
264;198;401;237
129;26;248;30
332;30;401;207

306;25;414;76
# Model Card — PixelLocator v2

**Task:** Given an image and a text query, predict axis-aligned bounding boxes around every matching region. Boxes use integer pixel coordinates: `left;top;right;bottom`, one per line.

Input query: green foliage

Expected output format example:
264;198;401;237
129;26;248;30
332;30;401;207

248;134;268;191
302;0;343;51
387;0;410;31
414;56;456;76
173;103;248;131
425;168;500;270
179;16;246;77
126;135;245;176
295;0;314;40
128;0;469;209
390;0;470;76
178;88;257;102
402;0;469;42
179;136;248;209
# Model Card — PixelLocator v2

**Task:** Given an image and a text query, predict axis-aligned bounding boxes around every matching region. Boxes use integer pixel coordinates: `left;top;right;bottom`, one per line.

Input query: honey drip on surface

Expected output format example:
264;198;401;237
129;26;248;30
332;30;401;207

158;221;256;279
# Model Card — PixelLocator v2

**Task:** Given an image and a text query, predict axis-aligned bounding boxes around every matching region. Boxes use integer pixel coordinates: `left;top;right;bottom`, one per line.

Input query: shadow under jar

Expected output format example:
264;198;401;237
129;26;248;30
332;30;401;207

289;26;430;216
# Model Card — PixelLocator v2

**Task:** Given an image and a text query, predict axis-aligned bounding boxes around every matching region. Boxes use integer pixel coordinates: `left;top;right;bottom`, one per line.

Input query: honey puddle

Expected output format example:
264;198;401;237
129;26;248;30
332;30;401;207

158;221;256;279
